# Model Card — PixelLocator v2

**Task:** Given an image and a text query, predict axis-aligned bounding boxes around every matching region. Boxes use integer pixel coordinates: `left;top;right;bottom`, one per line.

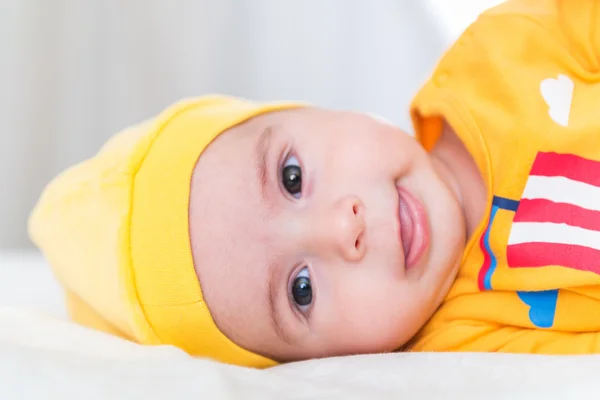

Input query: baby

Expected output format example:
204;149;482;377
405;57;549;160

30;0;600;368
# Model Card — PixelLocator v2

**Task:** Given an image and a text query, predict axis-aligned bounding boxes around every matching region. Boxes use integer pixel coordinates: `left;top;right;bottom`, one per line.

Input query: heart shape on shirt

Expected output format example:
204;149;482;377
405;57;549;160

540;74;574;127
517;289;558;328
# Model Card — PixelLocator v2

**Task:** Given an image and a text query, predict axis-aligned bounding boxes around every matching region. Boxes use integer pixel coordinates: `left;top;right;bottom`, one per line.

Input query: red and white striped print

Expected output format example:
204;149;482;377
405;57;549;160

507;152;600;274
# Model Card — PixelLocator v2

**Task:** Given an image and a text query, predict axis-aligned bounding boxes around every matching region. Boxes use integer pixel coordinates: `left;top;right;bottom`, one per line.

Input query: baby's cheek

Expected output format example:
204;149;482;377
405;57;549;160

319;281;412;354
332;309;407;354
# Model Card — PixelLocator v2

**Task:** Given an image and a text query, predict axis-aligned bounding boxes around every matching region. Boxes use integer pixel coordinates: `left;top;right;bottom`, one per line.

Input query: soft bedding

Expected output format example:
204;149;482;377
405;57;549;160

1;252;599;399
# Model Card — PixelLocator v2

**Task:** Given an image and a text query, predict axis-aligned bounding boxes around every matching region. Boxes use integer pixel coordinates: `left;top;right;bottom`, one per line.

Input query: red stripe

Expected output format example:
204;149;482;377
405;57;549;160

507;242;600;275
530;152;600;188
513;199;600;231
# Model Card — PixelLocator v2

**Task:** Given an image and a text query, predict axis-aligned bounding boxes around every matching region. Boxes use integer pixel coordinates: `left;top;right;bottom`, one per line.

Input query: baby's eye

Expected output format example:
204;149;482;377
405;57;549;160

291;267;312;312
281;155;302;198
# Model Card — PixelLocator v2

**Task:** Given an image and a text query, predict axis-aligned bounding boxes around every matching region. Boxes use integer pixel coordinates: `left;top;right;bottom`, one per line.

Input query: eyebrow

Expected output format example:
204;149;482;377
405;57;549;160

255;126;273;201
266;257;294;345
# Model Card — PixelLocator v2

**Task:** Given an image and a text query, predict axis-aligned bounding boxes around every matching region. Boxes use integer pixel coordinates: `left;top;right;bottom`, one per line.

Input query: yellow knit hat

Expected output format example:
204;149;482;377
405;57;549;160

29;95;305;368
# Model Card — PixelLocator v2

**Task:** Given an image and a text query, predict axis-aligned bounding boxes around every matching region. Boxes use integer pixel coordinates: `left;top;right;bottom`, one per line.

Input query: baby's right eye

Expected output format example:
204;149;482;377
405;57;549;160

281;154;302;198
291;267;312;312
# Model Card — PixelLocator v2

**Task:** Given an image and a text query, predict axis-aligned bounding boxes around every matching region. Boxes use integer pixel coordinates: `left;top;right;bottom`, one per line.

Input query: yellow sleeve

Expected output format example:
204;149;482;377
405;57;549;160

413;320;600;354
554;0;600;72
411;0;600;154
484;0;600;70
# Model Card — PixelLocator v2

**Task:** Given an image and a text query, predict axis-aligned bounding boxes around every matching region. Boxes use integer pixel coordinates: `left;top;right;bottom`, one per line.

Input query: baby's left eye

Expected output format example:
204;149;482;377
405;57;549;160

291;266;312;312
281;155;302;199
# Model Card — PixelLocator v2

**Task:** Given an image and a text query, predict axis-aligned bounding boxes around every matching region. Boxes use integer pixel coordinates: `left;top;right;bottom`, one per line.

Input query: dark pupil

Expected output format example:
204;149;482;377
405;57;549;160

282;165;302;195
292;277;312;306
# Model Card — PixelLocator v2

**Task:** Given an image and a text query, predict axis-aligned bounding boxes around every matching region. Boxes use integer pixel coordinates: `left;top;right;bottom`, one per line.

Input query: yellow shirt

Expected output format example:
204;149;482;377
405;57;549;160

410;0;600;353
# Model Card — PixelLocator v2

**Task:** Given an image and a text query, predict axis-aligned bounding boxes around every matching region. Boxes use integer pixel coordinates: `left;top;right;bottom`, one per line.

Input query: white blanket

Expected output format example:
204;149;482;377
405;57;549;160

2;252;600;399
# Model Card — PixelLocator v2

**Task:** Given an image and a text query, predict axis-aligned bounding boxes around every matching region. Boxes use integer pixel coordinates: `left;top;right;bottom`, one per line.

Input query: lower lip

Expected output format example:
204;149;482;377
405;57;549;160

397;186;430;270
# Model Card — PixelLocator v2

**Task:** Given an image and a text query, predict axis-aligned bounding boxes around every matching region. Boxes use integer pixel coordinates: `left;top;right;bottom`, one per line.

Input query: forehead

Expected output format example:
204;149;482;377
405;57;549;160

188;111;285;342
190;112;271;271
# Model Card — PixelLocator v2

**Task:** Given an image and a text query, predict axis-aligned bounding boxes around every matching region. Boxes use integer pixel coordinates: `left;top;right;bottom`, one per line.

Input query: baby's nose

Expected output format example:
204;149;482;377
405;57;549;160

318;195;366;262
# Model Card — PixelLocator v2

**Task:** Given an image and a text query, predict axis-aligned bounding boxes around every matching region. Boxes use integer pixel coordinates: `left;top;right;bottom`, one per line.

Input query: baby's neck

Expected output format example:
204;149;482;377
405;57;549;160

430;122;487;240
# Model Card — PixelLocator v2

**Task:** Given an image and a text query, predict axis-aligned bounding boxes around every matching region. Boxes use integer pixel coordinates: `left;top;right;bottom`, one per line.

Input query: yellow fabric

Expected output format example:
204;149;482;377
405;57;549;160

29;95;304;368
410;0;600;353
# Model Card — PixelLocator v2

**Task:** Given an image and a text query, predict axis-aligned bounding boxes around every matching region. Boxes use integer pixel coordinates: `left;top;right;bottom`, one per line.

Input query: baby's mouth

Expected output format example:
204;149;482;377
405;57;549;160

396;185;430;271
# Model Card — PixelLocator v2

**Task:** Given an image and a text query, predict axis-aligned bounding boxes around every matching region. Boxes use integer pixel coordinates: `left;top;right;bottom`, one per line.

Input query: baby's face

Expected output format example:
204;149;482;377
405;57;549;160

189;107;465;362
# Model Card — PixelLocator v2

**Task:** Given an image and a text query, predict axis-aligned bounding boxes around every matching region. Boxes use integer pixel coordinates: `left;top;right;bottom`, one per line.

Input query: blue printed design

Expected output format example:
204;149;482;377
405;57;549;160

517;290;558;328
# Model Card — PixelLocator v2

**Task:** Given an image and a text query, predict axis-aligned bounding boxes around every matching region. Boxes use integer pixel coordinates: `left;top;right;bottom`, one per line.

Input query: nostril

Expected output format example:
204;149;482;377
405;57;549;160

352;204;359;216
354;233;363;250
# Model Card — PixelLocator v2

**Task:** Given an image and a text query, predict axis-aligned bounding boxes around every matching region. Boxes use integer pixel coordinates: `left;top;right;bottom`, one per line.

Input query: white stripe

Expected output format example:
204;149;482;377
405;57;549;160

508;222;600;250
522;175;600;212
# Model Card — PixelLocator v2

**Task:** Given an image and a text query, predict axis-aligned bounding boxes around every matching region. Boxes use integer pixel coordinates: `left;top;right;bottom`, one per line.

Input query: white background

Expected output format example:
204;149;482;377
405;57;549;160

0;0;502;249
